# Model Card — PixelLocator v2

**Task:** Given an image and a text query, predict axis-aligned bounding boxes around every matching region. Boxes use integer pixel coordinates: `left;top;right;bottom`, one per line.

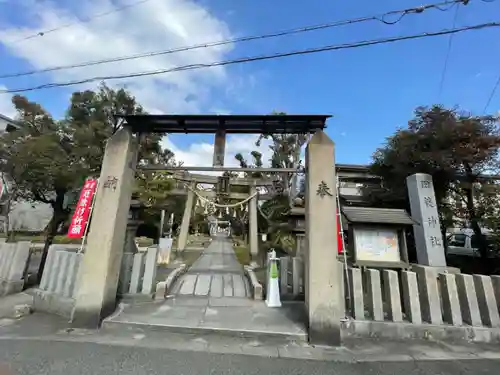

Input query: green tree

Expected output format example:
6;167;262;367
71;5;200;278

233;111;307;254
0;95;87;281
366;105;500;260
0;84;176;281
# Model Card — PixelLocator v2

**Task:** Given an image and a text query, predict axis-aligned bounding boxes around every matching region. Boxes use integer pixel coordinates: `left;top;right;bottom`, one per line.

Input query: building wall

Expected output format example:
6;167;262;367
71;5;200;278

0;117;10;132
0;114;18;133
7;201;53;232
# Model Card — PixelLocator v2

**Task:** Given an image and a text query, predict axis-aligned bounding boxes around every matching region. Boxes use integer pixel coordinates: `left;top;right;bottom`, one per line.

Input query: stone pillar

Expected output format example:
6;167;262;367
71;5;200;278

249;185;258;258
456;274;482;326
178;183;195;251
473;275;500;327
305;131;344;346
439;273;462;326
407;173;446;267
383;270;403;322
413;265;442;324
296;233;305;259
366;269;384;321
71;128;137;328
347;267;364;320
213;130;226;166
401;270;422;324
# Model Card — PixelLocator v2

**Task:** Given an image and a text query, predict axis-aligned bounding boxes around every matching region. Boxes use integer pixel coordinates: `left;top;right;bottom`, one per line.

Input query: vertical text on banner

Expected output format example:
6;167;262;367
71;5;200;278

67;179;97;238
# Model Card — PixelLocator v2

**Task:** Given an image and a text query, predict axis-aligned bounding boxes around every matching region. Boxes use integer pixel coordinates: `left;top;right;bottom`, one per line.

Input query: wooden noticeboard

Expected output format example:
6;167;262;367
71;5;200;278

351;225;409;269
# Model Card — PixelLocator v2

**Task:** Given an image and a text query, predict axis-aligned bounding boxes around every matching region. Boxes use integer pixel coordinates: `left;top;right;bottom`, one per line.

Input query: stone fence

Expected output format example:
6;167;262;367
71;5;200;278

0;241;31;296
343;265;500;342
32;245;160;319
32;246;83;318
119;247;159;297
278;256;304;299
274;256;500;342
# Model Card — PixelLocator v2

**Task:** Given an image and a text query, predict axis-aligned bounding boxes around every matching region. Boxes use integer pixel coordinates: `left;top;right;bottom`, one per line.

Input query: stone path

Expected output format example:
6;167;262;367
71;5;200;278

103;235;307;340
171;235;250;298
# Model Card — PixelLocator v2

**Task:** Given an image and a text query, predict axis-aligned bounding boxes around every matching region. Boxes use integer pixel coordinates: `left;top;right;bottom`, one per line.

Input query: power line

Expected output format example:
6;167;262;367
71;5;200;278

437;3;461;99
1;21;498;95
0;0;474;79
9;0;156;44
483;75;500;113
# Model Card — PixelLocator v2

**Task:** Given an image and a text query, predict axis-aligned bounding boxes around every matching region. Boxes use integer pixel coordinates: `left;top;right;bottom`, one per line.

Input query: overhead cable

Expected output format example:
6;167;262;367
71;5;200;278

1;21;497;94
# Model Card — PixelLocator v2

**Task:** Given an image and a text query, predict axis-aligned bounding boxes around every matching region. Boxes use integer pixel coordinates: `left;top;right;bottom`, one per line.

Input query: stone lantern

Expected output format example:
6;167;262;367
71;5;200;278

124;199;142;254
288;202;306;259
118;199;143;296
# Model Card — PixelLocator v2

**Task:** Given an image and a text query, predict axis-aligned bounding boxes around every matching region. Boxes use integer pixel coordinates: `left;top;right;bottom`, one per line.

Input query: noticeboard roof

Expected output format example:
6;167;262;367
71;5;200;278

342;206;417;226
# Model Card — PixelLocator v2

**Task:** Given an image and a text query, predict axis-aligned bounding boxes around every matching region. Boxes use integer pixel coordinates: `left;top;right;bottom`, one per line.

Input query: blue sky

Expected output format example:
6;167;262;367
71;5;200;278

0;0;499;166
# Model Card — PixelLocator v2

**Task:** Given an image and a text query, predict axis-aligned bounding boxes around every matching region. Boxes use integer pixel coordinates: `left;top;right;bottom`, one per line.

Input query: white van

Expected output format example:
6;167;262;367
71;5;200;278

446;228;493;258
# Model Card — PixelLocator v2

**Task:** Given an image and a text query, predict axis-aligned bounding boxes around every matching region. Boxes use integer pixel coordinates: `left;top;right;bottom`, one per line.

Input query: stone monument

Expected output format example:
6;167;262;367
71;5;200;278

305;131;344;346
407;173;446;267
71;128;138;327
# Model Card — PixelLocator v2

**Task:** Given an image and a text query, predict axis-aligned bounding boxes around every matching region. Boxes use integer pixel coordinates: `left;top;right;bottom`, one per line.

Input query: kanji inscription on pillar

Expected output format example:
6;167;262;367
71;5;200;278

103;176;118;191
407;173;446;266
316;180;333;198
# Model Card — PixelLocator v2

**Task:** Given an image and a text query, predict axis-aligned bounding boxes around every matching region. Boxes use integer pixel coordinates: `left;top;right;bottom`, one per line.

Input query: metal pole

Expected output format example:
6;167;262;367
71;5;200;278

159;209;165;240
336;176;351;316
168;213;174;238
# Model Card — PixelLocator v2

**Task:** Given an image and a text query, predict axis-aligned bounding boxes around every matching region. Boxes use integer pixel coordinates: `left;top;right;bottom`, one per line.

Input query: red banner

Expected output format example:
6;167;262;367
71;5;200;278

337;207;343;254
67;179;97;239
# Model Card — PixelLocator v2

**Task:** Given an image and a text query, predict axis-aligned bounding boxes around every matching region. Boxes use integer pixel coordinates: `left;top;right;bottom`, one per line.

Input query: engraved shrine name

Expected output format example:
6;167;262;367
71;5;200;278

420;179;441;247
103;176;119;191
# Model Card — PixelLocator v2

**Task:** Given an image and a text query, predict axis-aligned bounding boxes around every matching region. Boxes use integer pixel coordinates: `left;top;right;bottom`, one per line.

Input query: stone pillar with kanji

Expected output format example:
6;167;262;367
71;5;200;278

305;131;344;346
71;127;138;328
407;173;447;267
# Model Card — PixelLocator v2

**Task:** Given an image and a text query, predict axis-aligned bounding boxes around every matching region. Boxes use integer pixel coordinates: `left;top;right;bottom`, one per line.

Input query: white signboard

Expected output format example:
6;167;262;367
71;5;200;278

354;228;401;263
158;237;173;264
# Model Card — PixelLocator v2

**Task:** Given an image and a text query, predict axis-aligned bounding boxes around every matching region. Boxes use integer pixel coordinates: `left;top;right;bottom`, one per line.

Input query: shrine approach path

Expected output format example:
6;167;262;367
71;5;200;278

171;235;251;298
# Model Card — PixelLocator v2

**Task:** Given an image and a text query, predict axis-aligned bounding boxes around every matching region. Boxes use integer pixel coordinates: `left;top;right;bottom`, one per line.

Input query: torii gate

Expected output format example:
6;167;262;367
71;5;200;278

70;114;344;346
165;172;276;254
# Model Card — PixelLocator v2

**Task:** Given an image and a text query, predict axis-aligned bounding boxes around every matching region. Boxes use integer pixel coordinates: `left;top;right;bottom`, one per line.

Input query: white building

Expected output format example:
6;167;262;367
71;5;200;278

0;114;52;232
0;113;18;132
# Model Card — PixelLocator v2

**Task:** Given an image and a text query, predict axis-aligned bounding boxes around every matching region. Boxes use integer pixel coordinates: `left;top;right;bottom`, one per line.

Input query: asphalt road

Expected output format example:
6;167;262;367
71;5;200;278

0;340;498;375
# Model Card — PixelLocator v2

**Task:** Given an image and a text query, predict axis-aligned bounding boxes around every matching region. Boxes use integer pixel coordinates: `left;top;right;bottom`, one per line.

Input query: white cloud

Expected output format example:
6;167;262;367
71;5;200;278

0;0;273;172
162;134;274;176
0;85;15;118
0;0;233;113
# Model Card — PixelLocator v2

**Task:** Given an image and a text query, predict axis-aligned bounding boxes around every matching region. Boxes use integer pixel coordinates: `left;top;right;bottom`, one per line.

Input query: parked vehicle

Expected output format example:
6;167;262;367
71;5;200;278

446;228;493;258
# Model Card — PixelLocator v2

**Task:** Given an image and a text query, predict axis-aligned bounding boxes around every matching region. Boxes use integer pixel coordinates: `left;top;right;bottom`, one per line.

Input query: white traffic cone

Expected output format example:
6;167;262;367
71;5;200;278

266;256;282;308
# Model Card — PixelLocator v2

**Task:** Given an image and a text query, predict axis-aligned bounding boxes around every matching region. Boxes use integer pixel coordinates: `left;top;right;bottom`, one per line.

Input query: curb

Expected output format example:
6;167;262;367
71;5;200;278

244;265;263;300
155;264;187;300
341;319;500;344
102;319;307;343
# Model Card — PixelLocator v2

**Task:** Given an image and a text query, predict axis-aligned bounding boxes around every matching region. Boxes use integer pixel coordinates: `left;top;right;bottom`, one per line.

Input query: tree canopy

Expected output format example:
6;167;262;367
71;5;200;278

233;111;308;254
0;83;180;279
365;105;500;260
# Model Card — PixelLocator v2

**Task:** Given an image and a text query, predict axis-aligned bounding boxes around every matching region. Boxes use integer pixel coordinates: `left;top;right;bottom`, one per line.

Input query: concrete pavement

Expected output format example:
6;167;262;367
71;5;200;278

104;235;306;340
0;292;32;319
103;298;307;341
172;235;250;298
0;332;500;374
2;313;500;363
